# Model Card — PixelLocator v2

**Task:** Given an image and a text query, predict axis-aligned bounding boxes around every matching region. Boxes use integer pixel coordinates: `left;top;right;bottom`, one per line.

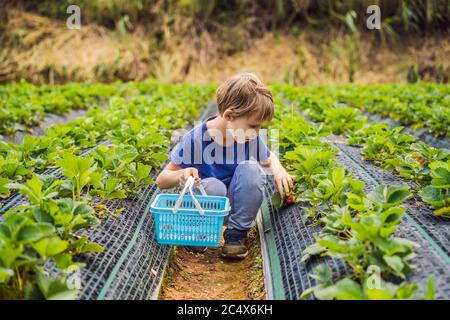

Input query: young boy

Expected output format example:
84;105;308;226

156;72;294;259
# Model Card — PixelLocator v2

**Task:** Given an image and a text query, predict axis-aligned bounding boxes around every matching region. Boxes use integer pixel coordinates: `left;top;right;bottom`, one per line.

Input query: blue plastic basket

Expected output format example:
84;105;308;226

150;181;230;246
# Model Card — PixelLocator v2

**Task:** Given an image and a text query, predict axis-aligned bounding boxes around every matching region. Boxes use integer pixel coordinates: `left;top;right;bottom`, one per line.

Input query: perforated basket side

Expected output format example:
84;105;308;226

154;210;224;247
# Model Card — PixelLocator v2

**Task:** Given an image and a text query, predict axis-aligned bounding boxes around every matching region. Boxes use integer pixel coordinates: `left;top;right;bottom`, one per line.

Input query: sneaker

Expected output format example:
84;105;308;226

221;228;249;260
184;246;207;253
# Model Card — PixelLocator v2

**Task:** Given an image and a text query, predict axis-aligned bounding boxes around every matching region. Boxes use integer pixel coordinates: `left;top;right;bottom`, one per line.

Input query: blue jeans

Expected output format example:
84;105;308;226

194;162;266;231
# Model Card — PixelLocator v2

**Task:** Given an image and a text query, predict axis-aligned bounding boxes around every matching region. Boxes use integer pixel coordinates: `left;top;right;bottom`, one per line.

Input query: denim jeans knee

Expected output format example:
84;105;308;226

196;177;227;197
226;162;266;231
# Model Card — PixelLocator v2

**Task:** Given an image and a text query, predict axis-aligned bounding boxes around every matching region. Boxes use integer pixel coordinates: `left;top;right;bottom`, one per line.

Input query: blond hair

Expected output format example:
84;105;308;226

216;72;274;123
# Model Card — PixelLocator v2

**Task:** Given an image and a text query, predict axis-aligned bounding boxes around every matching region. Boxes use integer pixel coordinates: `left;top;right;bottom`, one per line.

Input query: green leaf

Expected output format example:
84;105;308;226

151;153;168;162
31;237;68;259
81;242;104;253
302;243;326;262
137;163;152;180
383;255;405;279
387;188;411;205
435;206;450;218
35;271;79;300
0;177;11;198
317;235;351;254
33;208;54;224
310;264;332;285
16;225;44;244
331;167;345;186
348;179;365;193
0;246;23;268
431;168;450;188
87;170;104;189
394;282;420;299
419;186;446;207
366;287;394;300
425;275;435;300
346;193;365;211
333;278;364;300
377;237;416;256
36;223;56;237
299;286;317;300
369;185;410;209
52;252;73;270
73;202;95;216
24;283;45;300
6;174;63;205
0;266;14;283
271;192;283;209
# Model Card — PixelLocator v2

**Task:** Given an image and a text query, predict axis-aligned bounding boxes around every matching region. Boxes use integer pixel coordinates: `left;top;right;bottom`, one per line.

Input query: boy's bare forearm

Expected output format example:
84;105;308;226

262;152;283;175
261;152;294;196
155;168;183;189
156;163;201;189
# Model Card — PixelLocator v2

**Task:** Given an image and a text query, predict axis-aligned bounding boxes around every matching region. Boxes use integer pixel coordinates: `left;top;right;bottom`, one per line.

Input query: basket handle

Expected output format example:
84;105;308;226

173;176;207;215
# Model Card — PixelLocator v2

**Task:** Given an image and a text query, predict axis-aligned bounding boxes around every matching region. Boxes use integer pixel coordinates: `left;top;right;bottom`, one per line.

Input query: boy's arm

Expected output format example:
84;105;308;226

260;152;295;197
155;162;201;189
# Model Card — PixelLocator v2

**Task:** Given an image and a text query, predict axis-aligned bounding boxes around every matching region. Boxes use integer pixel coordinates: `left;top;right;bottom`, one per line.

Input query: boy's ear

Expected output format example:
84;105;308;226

223;109;234;121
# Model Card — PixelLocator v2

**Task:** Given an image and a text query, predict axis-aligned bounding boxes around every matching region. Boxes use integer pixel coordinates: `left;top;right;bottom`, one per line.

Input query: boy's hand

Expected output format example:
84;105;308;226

274;168;295;197
180;167;201;186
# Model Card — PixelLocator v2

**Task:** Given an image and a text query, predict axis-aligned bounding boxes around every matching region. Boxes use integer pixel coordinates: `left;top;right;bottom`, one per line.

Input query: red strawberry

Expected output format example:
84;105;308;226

285;194;294;205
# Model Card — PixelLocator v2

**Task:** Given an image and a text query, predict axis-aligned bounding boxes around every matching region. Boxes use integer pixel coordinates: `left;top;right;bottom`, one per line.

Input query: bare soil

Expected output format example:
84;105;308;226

159;226;265;300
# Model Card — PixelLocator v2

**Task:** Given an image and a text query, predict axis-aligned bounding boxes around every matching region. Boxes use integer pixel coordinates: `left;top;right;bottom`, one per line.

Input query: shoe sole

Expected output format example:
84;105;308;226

220;251;249;260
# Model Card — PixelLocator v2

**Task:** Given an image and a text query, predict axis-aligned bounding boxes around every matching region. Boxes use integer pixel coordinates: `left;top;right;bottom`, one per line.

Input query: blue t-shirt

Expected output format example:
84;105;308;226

170;116;270;186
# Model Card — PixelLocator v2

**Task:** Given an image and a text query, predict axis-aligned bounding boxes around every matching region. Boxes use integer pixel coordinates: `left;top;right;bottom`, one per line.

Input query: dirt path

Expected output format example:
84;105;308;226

159;227;265;300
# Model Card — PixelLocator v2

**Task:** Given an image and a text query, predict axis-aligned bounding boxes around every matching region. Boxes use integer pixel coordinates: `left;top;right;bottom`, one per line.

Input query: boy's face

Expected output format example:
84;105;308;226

224;112;264;144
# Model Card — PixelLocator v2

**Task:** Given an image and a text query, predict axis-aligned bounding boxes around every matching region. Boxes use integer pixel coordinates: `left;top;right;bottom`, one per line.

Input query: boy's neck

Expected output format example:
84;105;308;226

206;115;234;147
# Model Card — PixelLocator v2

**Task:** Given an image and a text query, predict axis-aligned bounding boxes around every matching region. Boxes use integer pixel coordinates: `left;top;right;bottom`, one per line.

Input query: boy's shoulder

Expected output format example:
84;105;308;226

178;120;205;144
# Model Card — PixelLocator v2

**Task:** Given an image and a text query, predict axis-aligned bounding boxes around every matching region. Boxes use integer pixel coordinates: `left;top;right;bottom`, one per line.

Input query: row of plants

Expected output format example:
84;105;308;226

272;83;450;138
0;80;165;136
0;82;215;299
0;82;214;198
272;84;450;218
270;96;435;300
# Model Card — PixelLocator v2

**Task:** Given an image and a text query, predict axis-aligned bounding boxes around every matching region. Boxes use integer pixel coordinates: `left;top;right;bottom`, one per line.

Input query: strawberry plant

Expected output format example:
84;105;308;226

361;127;417;167
307;167;365;207
283;146;336;188
0;211;74;299
6;174;63;205
303;186;414;279
23;270;79;300
323;105;366;136
418;162;450;217
56;153;99;202
300;264;435;300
